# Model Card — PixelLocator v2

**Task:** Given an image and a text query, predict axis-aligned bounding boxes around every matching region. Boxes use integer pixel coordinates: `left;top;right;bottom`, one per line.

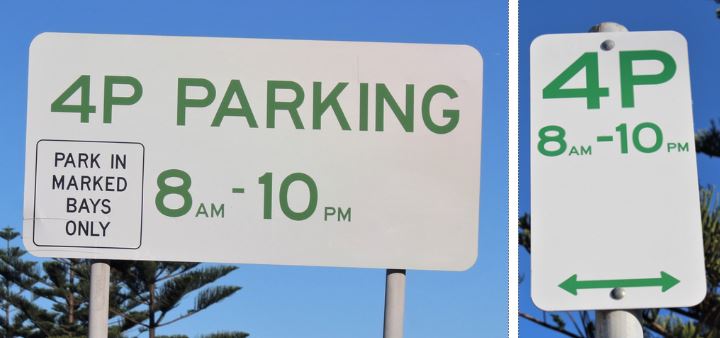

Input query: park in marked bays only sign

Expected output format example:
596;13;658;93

531;31;706;310
23;33;483;271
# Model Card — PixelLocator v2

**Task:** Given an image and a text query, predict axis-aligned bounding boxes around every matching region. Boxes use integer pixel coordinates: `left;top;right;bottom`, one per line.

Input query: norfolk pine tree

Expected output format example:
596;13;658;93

0;227;39;337
109;261;242;338
0;231;246;337
0;227;128;337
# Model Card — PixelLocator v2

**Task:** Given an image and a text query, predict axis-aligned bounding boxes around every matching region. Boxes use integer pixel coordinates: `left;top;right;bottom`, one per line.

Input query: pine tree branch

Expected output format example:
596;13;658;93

669;307;699;320
519;312;584;338
5;294;54;337
565;312;584;337
644;319;671;337
155;310;199;328
157;286;239;327
199;331;250;338
155;263;202;283
156;270;191;283
697;121;720;158
108;306;149;329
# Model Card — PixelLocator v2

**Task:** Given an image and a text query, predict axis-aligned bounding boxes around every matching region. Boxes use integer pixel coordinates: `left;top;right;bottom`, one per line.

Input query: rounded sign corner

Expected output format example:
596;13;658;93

530;285;555;312
458;44;483;64
29;32;55;52
23;233;41;257
455;250;479;272
684;277;708;308
529;34;555;51
664;30;689;48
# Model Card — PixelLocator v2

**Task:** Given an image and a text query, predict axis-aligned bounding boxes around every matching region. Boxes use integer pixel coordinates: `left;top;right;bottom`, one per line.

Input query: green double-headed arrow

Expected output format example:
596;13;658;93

559;271;680;296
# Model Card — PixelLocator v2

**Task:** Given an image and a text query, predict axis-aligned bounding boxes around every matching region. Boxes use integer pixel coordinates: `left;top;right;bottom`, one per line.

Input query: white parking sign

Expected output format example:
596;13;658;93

531;31;706;310
24;33;484;271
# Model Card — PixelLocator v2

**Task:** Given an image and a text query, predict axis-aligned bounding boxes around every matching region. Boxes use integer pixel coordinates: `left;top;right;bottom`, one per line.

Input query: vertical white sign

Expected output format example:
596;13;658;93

531;31;705;310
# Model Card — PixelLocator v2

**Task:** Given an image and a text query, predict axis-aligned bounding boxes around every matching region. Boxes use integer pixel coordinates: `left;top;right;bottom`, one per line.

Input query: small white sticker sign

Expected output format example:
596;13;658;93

33;140;144;248
531;31;706;310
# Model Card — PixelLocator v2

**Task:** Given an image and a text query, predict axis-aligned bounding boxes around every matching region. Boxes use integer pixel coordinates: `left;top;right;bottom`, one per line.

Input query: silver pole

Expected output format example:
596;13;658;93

589;22;628;33
88;261;110;338
382;269;406;338
596;310;643;338
588;21;643;338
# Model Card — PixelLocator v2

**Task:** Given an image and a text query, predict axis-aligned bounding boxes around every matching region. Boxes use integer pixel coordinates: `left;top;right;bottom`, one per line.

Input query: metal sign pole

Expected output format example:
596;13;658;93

589;21;643;338
383;269;406;338
88;260;110;338
596;310;643;338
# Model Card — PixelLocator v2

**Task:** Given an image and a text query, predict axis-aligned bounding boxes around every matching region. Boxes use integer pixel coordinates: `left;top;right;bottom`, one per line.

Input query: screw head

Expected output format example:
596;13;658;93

610;287;625;300
601;40;615;51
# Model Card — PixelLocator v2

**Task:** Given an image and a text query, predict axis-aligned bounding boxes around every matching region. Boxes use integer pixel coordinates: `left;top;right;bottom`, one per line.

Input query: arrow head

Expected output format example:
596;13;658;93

660;271;680;292
559;274;578;295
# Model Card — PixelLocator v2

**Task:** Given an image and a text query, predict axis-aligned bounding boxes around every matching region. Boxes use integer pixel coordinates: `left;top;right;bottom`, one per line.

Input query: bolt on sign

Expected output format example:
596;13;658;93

24;33;483;271
530;31;706;310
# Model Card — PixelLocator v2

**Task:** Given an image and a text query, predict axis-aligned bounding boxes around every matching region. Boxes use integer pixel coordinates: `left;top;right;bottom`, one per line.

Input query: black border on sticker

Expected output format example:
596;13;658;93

33;139;145;250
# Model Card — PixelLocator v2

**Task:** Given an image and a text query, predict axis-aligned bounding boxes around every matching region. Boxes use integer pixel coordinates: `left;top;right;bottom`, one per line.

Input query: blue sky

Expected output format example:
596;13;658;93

0;1;508;337
520;0;720;337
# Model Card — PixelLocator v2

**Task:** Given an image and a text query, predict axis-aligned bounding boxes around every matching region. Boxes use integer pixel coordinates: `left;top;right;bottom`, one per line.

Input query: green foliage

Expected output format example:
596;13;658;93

518;214;531;253
0;227;100;337
155;333;250;338
0;229;107;337
0;227;40;337
550;314;566;330
199;331;250;338
110;261;241;337
696;120;720;157
0;228;244;337
653;314;700;337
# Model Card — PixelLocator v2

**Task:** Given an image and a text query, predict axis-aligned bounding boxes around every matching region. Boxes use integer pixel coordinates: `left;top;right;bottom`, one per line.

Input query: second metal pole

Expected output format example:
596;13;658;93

383;269;406;338
88;261;111;338
589;20;642;338
596;310;643;338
